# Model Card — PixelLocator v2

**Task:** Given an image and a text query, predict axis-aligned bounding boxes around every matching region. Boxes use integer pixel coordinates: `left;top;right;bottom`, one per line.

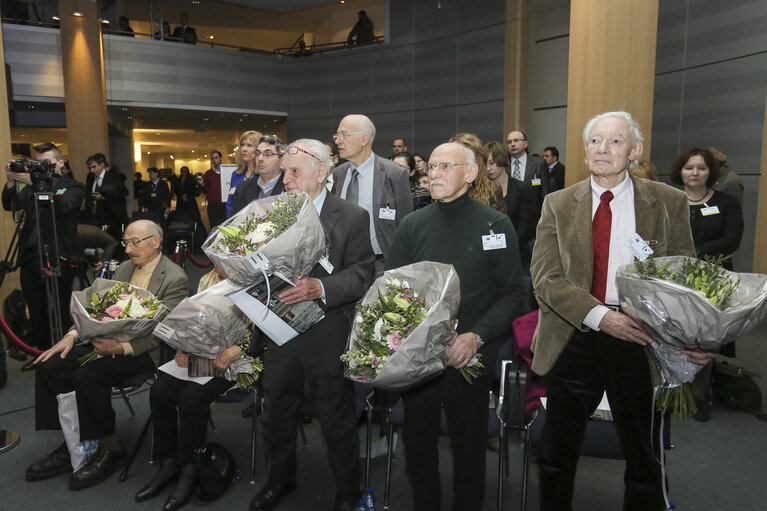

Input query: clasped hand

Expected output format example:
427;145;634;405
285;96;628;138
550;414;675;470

445;332;479;369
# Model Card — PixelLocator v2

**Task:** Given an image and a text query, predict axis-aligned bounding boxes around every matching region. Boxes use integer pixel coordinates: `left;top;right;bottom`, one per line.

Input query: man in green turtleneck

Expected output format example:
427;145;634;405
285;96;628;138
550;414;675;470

386;142;525;511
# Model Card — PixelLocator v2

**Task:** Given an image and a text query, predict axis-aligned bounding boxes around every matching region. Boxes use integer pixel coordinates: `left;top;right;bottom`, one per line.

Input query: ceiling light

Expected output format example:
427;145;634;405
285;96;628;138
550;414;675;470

99;19;110;24
170;155;174;160
72;10;83;17
146;151;151;155
208;35;214;40
52;15;60;21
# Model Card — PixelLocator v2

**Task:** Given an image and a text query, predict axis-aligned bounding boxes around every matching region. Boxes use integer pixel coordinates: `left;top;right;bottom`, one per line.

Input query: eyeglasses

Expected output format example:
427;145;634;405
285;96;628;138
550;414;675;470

427;162;471;172
332;131;365;142
254;150;280;158
285;146;321;162
121;235;154;247
507;138;526;144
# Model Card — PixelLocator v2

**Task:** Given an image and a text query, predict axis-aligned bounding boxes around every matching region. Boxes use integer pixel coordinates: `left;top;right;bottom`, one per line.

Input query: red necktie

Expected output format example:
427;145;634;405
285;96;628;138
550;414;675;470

591;190;614;303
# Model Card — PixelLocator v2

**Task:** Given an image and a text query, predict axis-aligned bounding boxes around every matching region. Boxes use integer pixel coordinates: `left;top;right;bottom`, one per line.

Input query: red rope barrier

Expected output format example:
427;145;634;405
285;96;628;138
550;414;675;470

171;252;179;264
185;250;213;268
0;314;43;356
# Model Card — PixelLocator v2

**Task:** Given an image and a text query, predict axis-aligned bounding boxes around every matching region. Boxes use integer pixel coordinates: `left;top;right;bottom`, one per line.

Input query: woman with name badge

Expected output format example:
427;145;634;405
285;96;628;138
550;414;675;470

669;146;744;421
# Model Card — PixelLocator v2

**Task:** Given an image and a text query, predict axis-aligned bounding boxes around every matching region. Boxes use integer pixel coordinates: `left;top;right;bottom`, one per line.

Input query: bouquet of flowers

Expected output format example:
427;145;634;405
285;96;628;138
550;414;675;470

202;192;327;286
342;261;482;391
616;255;767;419
70;279;167;343
153;279;260;383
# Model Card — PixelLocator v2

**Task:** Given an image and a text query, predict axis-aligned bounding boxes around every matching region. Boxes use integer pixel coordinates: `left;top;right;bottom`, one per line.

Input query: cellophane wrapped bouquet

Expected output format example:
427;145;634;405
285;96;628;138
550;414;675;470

342;261;483;391
616;255;767;419
202;192;327;286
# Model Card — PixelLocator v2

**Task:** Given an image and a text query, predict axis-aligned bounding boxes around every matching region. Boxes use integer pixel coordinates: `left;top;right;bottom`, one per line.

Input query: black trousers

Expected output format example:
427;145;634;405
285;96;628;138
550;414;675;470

20;249;75;349
539;330;665;511
150;371;233;466
206;202;227;230
260;337;360;496
401;367;493;511
35;344;155;440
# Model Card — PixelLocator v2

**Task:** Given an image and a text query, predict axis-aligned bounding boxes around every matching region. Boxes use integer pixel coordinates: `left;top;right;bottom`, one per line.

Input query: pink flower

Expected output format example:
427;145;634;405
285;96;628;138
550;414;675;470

119;293;131;300
100;317;114;322
105;305;123;318
386;332;404;351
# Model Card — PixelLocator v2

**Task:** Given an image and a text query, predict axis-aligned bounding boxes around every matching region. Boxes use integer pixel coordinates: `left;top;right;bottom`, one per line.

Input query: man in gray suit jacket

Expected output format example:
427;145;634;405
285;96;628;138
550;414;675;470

250;139;374;511
531;112;713;510
28;220;188;490
331;114;413;274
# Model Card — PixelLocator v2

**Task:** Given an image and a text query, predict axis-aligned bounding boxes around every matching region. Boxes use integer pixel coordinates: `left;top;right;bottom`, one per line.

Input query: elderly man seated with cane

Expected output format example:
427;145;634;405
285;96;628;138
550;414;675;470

27;219;188;490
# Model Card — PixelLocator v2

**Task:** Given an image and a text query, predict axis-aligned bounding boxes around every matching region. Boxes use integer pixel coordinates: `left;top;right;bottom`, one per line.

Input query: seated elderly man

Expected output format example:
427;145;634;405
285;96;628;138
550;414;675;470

28;220;189;490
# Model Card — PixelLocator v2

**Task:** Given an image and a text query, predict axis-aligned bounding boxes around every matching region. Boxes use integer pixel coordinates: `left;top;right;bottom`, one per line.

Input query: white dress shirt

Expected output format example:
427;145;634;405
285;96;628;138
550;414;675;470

583;173;636;331
92;169;106;193
340;152;381;255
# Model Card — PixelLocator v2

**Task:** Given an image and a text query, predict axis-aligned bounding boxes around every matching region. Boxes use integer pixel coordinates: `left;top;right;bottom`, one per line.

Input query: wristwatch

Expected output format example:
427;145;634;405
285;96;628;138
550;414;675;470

475;334;484;349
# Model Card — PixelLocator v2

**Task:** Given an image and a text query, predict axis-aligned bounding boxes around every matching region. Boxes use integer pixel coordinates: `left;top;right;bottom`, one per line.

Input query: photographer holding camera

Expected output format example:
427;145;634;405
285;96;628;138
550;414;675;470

3;143;85;356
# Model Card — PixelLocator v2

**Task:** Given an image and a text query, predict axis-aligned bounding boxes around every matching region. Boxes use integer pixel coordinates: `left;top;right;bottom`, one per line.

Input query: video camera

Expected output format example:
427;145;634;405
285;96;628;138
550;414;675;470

9;159;58;190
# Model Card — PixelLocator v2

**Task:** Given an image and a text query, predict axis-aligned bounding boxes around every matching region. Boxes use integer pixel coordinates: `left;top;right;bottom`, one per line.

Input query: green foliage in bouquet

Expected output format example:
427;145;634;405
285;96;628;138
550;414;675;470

633;255;740;310
215;193;304;255
655;383;697;421
88;281;163;320
236;357;265;390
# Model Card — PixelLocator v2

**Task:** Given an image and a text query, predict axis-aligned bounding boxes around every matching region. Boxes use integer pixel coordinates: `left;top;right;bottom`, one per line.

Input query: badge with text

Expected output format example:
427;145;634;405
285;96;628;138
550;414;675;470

379;207;396;220
531;178;542;186
701;205;720;216
482;233;507;250
624;233;654;261
318;256;334;275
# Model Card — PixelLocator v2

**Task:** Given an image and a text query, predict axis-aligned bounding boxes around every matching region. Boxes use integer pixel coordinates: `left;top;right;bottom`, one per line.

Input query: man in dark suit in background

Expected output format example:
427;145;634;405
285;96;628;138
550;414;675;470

507;129;551;223
332;114;412;274
139;167;171;222
84;153;129;241
28;220;188;490
230;135;286;216
542;145;566;191
172;12;197;44
250;139;374;511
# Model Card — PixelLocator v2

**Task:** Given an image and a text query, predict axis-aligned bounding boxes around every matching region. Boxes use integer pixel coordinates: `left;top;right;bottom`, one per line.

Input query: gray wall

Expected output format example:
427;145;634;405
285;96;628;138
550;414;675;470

286;0;507;157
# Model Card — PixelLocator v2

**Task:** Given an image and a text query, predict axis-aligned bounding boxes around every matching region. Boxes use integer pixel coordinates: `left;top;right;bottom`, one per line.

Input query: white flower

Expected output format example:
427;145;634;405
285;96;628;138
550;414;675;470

373;318;384;341
245;221;276;245
402;280;410;288
355;314;363;324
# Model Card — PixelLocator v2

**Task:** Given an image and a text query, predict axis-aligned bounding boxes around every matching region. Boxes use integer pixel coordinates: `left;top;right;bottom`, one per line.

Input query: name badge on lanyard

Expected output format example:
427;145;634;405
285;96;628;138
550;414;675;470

701;205;720;216
379;204;396;220
481;222;506;250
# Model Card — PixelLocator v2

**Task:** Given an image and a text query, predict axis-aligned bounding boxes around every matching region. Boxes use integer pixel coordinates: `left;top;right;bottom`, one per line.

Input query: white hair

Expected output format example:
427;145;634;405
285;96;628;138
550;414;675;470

582;111;644;170
289;139;331;182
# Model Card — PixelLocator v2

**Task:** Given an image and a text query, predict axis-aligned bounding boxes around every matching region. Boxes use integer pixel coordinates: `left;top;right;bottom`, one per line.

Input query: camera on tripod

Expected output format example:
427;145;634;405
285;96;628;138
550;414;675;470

9;158;58;189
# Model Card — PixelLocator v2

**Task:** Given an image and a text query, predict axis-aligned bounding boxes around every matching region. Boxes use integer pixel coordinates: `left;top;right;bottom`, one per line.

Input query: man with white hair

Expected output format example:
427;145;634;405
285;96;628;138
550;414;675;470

249;140;374;511
27;220;188;490
386;142;525;511
332;114;413;274
531;111;713;509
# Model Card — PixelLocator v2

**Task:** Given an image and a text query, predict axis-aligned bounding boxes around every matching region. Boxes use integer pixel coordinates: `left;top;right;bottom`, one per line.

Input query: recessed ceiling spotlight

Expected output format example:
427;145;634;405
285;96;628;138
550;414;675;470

99;19;110;24
72;10;83;17
52;15;60;21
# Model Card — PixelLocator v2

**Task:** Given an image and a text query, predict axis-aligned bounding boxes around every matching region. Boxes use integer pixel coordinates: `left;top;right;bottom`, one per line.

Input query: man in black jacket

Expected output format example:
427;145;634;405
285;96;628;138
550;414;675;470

3;143;85;350
83;153;129;241
230;135;286;216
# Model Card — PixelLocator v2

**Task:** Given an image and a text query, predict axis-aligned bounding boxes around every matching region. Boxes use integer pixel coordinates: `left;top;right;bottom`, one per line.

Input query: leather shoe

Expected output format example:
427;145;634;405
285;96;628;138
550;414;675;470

26;442;72;481
68;445;125;490
21;360;36;372
162;464;196;511
249;478;297;510
135;459;179;502
334;491;362;511
163;491;192;511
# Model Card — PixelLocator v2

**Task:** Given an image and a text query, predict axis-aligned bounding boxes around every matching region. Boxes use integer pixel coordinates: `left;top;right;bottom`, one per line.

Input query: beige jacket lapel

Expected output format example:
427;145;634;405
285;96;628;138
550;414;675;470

568;180;595;289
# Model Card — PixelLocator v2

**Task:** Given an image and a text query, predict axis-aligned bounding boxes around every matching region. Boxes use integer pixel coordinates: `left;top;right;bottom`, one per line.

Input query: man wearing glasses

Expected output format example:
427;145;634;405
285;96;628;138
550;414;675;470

331;114;413;275
507;129;551;224
27;220;188;490
386;142;525;511
230;135;287;216
250;140;374;511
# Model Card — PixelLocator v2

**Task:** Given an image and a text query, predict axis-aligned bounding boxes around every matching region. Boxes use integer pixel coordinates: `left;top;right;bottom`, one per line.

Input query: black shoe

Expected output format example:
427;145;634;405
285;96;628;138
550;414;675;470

249;478;297;510
68;445;126;490
21;361;36;372
135;459;179;502
26;442;72;481
333;492;361;511
163;464;196;511
693;398;711;422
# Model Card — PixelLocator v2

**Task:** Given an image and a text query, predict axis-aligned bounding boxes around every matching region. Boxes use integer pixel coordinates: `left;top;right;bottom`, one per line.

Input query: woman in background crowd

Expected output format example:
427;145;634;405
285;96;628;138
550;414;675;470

449;133;506;214
393;151;430;210
670;146;744;421
226;130;262;217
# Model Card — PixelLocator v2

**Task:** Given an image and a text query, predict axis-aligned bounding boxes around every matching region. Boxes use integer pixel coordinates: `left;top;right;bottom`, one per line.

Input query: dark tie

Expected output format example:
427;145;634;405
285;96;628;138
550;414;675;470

591;190;614;303
346;168;360;204
512;160;521;180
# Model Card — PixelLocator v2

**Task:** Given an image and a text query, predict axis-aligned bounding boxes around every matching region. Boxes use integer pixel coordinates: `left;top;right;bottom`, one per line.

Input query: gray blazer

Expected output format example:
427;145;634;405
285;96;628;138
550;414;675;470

331;154;413;257
530;174;695;375
113;254;189;365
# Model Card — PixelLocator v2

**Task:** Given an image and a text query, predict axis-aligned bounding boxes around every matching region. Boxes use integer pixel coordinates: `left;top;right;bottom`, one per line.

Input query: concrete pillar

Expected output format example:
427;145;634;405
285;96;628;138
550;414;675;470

564;0;659;184
59;0;110;183
753;99;767;274
503;0;530;136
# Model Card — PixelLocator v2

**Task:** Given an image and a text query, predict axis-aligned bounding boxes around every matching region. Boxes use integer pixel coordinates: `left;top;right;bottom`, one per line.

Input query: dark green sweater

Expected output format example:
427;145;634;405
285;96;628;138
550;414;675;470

386;191;525;345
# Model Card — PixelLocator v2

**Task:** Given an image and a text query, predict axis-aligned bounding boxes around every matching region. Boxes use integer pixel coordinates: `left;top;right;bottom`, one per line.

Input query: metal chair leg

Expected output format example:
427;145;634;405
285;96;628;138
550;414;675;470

119;387;136;417
119;413;152;482
521;428;531;511
384;421;394;509
365;399;373;488
250;391;258;484
497;427;505;511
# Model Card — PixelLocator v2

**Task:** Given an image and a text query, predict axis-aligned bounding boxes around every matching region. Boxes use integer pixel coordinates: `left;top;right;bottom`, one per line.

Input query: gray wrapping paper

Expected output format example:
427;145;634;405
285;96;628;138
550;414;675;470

153;280;254;380
344;261;461;391
616;256;767;386
70;278;168;343
202;192;327;286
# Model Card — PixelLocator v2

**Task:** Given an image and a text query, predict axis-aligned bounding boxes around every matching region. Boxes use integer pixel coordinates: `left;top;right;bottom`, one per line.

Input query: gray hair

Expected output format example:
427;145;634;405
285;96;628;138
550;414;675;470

289;139;331;183
582;111;644;170
146;222;164;248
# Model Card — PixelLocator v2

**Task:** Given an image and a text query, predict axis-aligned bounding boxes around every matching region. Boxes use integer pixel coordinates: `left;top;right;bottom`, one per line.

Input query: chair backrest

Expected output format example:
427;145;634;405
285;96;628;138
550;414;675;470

497;359;529;429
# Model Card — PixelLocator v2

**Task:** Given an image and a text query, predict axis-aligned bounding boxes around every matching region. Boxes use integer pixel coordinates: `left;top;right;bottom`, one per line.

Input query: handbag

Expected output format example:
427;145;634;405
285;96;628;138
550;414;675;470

711;361;767;421
193;442;238;501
